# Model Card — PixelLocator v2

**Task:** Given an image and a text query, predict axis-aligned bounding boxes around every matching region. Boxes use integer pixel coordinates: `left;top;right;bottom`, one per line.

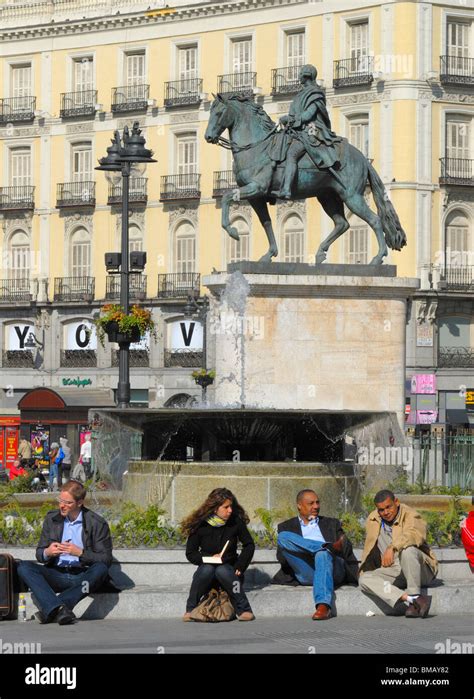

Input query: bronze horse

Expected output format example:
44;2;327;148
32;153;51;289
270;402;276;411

205;94;406;265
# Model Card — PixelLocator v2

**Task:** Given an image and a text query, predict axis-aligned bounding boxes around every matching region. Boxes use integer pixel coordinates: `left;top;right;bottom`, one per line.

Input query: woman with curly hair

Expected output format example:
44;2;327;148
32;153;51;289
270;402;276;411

181;487;255;622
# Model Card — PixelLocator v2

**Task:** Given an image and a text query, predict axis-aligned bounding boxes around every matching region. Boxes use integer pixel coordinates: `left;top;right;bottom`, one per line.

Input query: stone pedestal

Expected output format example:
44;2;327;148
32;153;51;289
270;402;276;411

203;266;419;429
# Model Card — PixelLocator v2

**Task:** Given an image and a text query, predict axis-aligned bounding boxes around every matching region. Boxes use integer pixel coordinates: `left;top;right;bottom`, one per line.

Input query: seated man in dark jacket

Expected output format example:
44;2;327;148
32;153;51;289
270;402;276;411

17;480;112;625
273;489;358;620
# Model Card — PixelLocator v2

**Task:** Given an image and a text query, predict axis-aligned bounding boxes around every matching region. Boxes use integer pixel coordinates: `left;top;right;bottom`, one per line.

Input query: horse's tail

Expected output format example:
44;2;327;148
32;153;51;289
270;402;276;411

367;162;407;251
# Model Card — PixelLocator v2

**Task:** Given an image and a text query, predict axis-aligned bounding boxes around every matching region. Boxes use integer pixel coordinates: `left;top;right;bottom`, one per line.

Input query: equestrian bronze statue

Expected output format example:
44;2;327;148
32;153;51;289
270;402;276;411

204;64;406;265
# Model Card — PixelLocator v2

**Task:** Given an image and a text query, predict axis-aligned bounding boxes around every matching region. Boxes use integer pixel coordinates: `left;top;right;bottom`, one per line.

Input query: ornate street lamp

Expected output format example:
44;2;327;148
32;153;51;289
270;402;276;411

96;122;156;409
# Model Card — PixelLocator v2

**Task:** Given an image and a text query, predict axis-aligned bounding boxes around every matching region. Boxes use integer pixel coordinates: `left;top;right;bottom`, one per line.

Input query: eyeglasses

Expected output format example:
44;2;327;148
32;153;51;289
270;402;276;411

57;498;76;506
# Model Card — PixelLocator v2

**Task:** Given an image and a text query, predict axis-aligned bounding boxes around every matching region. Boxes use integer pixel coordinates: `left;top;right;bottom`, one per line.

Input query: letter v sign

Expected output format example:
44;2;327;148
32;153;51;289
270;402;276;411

180;321;195;347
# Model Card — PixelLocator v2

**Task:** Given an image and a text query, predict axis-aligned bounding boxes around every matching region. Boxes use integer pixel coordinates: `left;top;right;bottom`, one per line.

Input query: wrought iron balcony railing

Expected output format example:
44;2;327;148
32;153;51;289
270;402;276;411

440;56;474;86
107;178;147;205
164;349;203;368
2;350;34;368
212;170;237;197
0;186;34;211
0;278;32;302
439;266;474;291
333;56;374;88
157;273;200;299
0;96;36;123
60;90;97;118
164;79;203;107
112;350;149;367
217;72;256;95
105;274;147;301
271;66;302;96
439;158;473;186
56;181;96;207
438;347;474;368
54;276;95;302
160;173;201;201
111;84;150;113
60;350;97;367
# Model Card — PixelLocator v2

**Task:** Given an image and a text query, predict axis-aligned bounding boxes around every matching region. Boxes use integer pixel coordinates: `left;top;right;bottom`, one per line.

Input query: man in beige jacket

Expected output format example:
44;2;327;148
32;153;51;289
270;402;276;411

359;489;438;618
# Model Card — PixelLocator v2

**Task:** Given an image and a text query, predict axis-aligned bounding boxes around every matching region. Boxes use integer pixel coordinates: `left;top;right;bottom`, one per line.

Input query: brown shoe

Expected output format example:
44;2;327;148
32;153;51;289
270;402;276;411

182;612;194;622
237;611;255;622
324;535;345;555
405;595;432;619
312;604;332;620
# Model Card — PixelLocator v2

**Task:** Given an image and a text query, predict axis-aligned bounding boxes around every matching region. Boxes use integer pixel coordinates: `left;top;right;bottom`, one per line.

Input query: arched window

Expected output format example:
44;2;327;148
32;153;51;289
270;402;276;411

174;221;196;273
282;214;304;263
226;218;249;264
9;230;29;281
70;227;91;277
445;210;471;267
129;224;143;253
347;114;369;157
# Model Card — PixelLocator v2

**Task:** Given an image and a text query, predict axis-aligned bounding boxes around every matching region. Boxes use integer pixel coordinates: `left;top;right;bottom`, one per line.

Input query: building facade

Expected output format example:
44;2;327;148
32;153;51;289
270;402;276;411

0;0;472;458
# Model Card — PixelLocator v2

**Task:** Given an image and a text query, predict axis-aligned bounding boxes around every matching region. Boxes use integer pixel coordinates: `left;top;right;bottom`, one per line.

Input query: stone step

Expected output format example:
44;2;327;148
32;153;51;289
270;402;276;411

19;581;474;620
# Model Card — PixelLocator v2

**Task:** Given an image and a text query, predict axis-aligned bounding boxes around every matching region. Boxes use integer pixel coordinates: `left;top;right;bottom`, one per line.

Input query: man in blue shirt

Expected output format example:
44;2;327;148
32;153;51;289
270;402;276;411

273;489;358;620
18;480;112;625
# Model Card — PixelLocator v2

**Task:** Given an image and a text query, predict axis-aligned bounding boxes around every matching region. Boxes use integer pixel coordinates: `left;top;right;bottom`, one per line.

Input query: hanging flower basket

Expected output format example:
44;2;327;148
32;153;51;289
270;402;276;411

95;304;156;347
192;369;215;388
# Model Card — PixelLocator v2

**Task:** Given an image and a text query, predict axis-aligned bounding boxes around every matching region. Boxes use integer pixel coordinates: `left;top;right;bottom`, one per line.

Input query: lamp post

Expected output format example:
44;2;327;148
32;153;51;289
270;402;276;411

96;122;156;409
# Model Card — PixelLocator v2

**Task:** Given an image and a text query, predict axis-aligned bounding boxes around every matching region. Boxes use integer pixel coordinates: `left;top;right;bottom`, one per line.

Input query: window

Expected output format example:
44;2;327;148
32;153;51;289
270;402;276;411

345;226;369;264
70;228;91;277
286;31;305;78
445;211;471;267
11;64;32;105
178;46;198;81
282;214;304;263
176;133;197;175
226;218;250;264
348;115;369;157
72;142;93;181
447;20;471;58
446;117;471;160
232;38;252;74
349;21;369;71
9;230;29;281
439;316;471;349
125;53;145;86
10;147;31;187
73;57;94;93
174;221;196;273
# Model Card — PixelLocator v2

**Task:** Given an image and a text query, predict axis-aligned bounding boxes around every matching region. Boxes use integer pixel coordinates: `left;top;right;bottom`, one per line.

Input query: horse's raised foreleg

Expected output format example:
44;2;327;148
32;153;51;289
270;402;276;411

343;192;388;265
315;195;350;264
250;197;278;263
221;182;267;241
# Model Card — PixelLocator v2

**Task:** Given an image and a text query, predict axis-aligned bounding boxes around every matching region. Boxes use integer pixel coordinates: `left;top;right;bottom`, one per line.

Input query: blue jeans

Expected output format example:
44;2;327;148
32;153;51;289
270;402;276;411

48;463;58;490
277;531;346;606
17;560;109;619
186;563;253;615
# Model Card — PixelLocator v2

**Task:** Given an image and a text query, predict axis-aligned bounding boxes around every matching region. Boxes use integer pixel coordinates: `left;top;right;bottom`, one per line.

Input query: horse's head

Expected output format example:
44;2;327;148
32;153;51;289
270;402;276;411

205;93;234;143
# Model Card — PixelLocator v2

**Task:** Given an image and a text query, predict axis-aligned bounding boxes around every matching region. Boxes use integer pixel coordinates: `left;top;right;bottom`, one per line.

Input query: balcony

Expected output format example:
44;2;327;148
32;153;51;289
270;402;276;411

56;181;96;208
111;84;150;113
160;173;201;202
2;350;34;368
53;276;95;302
0;186;34;211
333;56;374;88
164;79;203;108
271;66;302;96
0;278;32;303
440;56;474;86
157;273;200;299
112;350;149;367
438;347;474;368
164;349;203;368
60;350;97;367
105;274;147;301
60;90;97;118
0;96;36;124
217;72;256;96
108;178;147;205
439;158;473;186
213;170;237;198
439;266;474;291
